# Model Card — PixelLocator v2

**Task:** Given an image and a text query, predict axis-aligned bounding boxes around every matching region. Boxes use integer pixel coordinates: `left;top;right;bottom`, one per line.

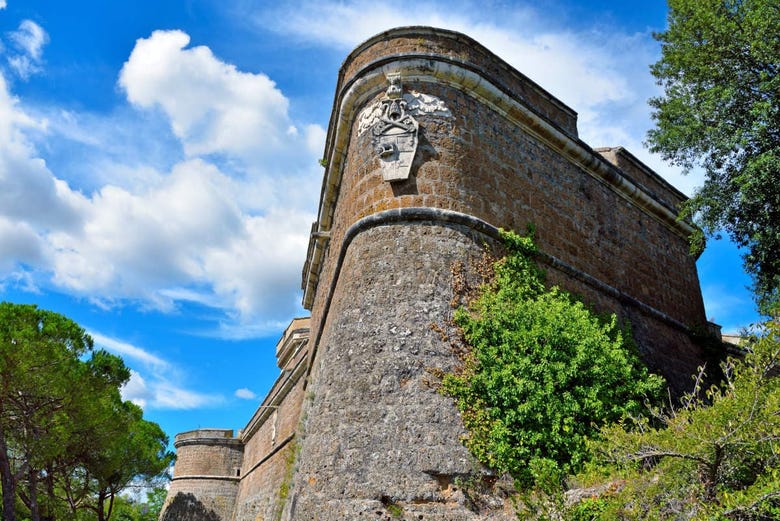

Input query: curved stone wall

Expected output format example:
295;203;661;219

289;26;710;519
161;26;713;521
161;429;243;521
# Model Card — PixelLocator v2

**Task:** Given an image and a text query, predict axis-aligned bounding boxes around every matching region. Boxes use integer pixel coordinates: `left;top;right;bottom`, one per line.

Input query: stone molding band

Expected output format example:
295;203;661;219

174;438;243;449
305;36;694;309
305;207;692;382
240;355;308;441
171;475;241;483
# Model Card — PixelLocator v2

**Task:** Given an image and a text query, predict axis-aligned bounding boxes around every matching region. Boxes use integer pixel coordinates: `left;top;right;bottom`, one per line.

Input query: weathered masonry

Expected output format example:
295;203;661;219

161;26;715;521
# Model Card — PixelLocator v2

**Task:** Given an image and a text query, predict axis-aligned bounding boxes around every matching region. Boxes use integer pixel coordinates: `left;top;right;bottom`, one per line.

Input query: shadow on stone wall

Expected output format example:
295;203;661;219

160;492;222;521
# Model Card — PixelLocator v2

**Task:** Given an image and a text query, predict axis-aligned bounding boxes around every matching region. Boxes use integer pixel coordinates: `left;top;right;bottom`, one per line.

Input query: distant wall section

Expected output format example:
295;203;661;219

160;319;311;521
161;429;243;521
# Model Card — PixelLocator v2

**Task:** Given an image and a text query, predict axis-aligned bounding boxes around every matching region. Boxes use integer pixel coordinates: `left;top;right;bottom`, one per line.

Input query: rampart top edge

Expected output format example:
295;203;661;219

339;26;579;119
316;27;579;224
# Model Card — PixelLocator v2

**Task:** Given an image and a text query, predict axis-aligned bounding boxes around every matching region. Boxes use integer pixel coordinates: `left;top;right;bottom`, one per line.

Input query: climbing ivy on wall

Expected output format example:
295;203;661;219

441;229;665;488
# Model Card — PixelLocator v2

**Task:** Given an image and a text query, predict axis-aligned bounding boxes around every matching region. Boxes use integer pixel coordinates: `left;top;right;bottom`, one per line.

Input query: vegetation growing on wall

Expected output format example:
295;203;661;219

274;438;299;521
440;229;665;489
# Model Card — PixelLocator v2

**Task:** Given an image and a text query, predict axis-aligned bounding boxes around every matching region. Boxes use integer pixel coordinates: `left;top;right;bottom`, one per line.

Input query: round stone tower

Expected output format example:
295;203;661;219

161;429;243;521
286;26;708;520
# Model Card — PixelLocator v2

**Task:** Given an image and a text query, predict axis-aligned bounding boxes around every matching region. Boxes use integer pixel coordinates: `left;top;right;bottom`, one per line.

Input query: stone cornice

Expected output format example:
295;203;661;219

174;437;243;449
170;475;241;483
240;353;308;442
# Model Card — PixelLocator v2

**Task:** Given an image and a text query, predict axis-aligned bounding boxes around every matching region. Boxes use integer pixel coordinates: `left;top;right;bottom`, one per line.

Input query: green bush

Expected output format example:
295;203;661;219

579;310;780;519
441;229;665;488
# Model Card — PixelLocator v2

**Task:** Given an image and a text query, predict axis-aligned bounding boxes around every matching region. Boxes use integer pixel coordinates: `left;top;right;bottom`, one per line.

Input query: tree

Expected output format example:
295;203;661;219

0;302;173;521
0;302;94;521
91;486;168;521
575;311;780;520
77;401;173;521
646;0;780;311
440;230;665;488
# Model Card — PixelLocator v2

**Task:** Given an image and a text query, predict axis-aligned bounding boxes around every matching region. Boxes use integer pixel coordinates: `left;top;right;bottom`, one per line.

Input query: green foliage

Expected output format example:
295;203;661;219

109;487;168;521
141;487;168;521
274;439;299;521
441;230;665;489
0;302;173;521
646;0;780;311
578;311;780;519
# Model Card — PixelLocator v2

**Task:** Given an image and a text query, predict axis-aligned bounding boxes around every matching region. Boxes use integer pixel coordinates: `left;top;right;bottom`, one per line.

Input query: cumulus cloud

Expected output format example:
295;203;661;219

0;74;84;231
122;370;223;410
119;30;297;162
42;158;313;328
0;1;6;10
0;29;324;336
5;20;48;79
0;73;85;281
0;218;46;271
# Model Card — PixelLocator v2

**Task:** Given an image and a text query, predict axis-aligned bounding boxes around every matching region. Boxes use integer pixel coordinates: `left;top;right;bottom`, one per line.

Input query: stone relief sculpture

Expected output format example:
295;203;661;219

371;73;419;182
357;73;451;182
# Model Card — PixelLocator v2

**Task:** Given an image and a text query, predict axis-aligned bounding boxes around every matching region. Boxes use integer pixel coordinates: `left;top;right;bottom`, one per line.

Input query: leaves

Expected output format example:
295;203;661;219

0;302;172;521
441;230;664;489
647;0;780;311
581;311;780;519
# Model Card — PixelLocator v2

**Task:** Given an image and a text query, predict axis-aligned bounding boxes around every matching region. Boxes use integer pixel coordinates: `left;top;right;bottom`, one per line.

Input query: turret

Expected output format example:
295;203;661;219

160;429;243;521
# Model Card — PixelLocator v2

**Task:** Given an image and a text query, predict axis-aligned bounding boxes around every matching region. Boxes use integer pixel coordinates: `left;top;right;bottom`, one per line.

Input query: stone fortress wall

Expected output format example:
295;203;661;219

164;429;243;521
161;27;714;521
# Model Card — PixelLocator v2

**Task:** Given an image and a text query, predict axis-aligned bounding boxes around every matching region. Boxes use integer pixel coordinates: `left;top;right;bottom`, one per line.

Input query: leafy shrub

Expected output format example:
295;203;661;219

441;229;665;488
580;310;780;519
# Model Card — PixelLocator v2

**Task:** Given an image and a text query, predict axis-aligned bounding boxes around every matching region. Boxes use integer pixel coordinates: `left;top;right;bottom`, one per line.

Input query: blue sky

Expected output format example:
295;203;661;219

0;0;761;447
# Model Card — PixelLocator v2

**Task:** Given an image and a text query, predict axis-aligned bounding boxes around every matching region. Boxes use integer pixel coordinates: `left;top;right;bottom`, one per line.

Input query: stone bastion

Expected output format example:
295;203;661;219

160;26;714;521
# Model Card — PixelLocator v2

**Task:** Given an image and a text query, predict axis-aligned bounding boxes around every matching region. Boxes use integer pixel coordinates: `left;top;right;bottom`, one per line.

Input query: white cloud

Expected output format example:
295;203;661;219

0;26;327;336
234;388;257;400
39;157;313;328
119;30;296;162
122;371;153;408
0;73;86;280
92;330;224;410
0;1;7;10
91;331;169;370
32;106;181;193
152;380;224;409
9;20;46;60
255;1;623;109
0;218;46;270
121;370;222;410
5;20;48;79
